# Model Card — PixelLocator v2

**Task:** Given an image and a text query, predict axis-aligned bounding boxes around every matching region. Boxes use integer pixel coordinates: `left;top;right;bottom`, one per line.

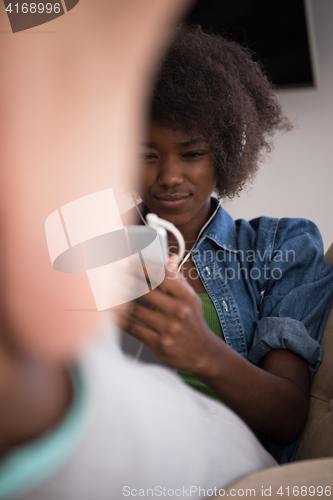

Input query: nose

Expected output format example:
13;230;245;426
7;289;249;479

157;155;183;188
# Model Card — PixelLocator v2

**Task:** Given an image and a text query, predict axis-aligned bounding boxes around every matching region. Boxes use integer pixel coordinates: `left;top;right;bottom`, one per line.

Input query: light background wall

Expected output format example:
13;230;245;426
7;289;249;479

223;0;333;251
121;0;333;251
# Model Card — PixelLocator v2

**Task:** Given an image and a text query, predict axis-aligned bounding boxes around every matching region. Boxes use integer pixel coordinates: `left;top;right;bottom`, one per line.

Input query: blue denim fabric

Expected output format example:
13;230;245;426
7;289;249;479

190;198;333;463
139;198;333;463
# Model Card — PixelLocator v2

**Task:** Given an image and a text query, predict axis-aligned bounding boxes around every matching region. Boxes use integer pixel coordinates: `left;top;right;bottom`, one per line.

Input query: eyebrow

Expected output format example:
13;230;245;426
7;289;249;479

140;139;208;148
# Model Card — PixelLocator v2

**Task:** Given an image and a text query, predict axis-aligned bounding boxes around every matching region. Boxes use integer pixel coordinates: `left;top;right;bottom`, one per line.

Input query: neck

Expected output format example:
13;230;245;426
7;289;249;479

168;198;214;254
135;197;218;254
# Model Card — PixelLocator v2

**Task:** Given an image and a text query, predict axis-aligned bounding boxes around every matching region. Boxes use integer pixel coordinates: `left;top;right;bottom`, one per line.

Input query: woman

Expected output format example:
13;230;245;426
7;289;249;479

118;25;333;464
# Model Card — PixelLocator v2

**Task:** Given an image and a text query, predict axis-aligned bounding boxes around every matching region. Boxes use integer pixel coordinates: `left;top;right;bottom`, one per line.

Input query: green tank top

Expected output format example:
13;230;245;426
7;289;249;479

178;294;265;445
178;293;225;403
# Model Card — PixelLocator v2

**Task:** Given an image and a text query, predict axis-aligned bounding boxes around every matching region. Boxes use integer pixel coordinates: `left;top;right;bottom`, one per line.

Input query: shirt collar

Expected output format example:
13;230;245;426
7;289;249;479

139;197;238;253
198;198;238;253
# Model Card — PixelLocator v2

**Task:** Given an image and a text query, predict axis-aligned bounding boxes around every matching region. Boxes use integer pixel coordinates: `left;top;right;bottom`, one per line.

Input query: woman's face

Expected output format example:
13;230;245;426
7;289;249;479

139;123;216;228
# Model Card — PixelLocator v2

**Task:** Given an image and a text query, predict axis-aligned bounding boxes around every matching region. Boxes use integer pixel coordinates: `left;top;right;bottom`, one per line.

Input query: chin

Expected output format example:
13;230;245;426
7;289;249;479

157;211;190;227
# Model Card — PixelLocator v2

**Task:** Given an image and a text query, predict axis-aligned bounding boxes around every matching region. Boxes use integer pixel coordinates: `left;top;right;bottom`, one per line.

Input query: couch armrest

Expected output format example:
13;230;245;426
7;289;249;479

296;302;333;460
210;458;333;499
295;241;333;460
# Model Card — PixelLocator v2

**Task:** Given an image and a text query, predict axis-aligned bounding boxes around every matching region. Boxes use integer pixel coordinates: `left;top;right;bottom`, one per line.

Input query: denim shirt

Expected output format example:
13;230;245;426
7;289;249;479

137;198;333;463
190;198;333;463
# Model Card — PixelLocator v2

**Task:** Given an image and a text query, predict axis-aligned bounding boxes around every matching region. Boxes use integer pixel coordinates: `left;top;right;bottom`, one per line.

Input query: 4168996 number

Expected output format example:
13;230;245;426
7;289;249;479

6;3;61;14
277;486;331;496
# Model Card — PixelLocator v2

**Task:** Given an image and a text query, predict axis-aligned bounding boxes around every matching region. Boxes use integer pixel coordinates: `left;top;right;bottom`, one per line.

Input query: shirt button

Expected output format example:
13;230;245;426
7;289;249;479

222;300;229;312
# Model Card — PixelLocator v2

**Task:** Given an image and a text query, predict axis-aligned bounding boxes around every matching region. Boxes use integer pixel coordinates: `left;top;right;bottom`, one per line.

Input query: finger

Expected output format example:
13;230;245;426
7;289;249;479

125;301;167;334
111;293;173;329
111;296;156;319
138;283;200;328
116;261;153;296
116;313;159;348
156;268;197;300
116;260;167;299
138;286;180;316
117;256;187;299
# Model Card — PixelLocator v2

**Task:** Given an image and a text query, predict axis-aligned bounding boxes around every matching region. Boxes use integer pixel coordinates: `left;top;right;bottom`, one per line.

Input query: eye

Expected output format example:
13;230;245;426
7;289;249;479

182;151;208;159
139;153;158;161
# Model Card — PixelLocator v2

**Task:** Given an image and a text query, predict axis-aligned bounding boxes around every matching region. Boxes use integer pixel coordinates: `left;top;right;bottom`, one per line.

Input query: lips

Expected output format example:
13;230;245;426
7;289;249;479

154;193;191;209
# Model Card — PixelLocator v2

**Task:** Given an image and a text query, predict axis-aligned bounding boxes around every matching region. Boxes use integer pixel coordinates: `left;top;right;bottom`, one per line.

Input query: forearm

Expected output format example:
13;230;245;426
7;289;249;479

116;275;310;444
192;337;309;444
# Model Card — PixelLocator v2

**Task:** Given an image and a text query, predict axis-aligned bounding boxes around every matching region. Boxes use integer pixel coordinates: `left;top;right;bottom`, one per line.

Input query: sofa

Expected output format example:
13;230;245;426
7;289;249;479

213;243;333;498
121;243;333;496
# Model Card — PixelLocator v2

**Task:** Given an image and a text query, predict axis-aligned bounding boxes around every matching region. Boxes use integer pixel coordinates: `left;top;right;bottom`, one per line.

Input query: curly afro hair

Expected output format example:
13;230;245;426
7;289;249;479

148;24;291;199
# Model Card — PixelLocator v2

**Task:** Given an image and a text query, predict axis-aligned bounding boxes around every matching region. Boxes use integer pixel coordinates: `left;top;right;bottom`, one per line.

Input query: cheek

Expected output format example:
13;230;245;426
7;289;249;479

196;166;216;195
206;164;217;192
138;166;155;197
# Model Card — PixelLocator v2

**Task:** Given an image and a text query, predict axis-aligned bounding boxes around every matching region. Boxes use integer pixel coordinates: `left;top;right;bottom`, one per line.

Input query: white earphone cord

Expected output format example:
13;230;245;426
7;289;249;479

132;195;221;361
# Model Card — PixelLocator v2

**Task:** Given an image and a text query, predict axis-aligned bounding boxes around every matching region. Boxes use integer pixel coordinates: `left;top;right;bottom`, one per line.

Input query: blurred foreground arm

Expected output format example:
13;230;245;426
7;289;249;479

0;0;192;455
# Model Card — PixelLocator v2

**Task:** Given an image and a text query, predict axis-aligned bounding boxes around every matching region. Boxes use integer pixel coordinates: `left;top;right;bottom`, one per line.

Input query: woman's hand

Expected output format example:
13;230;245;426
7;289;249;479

113;268;221;372
113;266;310;445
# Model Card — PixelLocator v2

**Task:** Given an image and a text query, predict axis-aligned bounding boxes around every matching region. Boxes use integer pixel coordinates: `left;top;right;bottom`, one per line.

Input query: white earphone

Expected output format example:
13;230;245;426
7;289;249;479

145;213;186;268
134;213;186;362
